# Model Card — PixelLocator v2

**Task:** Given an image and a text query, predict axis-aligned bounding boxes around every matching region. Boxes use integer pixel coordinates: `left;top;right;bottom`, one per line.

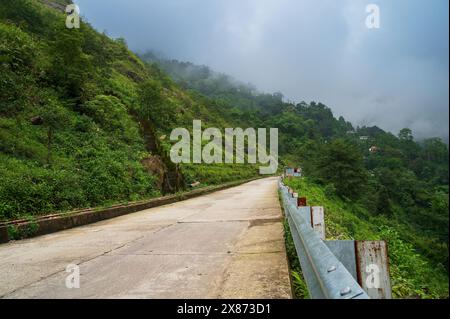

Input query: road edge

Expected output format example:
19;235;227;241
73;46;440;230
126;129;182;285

0;176;266;244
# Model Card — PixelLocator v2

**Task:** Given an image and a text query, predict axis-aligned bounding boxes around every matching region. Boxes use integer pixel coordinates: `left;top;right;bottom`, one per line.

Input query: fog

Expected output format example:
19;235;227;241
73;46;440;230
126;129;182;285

74;0;449;140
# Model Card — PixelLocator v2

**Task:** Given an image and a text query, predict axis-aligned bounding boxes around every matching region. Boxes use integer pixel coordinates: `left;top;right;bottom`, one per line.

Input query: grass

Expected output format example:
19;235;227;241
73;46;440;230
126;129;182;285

282;218;310;299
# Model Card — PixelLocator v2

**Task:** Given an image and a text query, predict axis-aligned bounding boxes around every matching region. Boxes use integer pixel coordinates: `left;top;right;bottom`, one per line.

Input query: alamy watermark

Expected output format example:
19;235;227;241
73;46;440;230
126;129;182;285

66;4;379;30
65;4;80;29
366;4;380;29
65;264;80;289
170;120;278;175
365;263;381;289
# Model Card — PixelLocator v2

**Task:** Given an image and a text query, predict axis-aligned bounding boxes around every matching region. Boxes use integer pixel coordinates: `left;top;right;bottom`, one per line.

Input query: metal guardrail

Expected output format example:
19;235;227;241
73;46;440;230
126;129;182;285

279;179;369;299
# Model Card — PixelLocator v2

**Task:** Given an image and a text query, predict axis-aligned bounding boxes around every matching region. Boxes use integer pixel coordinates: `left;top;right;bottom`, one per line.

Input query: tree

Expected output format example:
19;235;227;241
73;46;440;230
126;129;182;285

398;128;413;141
0;23;37;116
49;26;94;100
422;138;448;163
316;139;368;199
40;99;69;165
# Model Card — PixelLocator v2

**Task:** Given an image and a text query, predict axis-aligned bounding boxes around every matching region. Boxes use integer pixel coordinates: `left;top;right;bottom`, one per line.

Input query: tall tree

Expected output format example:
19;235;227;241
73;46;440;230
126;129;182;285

316;139;368;199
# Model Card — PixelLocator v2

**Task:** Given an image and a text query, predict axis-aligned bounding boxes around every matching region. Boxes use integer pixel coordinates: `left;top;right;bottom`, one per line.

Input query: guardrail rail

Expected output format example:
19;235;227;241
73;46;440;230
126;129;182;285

279;178;371;299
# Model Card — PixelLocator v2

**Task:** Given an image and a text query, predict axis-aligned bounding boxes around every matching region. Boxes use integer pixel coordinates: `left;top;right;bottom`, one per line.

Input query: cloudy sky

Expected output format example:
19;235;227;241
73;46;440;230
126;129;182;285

74;0;449;140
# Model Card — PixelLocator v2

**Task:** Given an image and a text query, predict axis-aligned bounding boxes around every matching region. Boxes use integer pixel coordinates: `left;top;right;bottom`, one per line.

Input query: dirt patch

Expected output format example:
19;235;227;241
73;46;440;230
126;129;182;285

141;155;167;190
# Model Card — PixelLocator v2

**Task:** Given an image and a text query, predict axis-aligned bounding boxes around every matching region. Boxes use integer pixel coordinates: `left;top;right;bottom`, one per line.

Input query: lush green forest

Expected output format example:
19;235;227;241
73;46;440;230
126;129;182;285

0;0;448;298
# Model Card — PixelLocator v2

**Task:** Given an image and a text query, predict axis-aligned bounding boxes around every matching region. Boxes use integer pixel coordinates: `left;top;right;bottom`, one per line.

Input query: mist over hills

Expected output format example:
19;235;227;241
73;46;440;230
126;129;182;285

141;50;449;144
74;0;449;141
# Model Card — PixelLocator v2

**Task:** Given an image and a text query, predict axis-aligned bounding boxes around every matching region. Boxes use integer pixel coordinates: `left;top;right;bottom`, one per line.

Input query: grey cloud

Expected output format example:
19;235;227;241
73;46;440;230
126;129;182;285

75;0;449;140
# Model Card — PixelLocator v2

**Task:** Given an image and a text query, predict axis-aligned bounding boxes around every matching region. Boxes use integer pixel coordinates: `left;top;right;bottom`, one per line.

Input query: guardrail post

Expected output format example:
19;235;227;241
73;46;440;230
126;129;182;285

326;240;392;299
311;206;325;240
355;241;392;299
0;226;8;244
297;197;307;207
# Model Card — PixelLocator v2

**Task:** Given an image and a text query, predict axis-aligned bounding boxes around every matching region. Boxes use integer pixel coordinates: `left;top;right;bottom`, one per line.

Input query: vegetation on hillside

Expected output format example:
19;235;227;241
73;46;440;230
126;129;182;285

0;0;259;221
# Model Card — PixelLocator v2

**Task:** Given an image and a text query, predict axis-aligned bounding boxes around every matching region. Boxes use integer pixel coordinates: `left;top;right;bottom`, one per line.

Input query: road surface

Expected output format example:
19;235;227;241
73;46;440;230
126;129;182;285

0;177;291;299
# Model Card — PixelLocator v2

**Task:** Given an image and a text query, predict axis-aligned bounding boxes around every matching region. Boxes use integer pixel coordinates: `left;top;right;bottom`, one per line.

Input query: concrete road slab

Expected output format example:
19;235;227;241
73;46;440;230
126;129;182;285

219;252;291;299
110;221;248;256
4;254;230;299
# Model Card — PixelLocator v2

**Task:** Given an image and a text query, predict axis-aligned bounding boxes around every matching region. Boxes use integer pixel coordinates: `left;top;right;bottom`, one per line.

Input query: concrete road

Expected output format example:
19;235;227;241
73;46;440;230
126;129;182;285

0;177;292;299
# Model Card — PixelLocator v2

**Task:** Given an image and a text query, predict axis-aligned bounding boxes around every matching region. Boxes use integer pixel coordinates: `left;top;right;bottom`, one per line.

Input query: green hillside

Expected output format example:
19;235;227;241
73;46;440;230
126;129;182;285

0;0;260;222
0;0;448;298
